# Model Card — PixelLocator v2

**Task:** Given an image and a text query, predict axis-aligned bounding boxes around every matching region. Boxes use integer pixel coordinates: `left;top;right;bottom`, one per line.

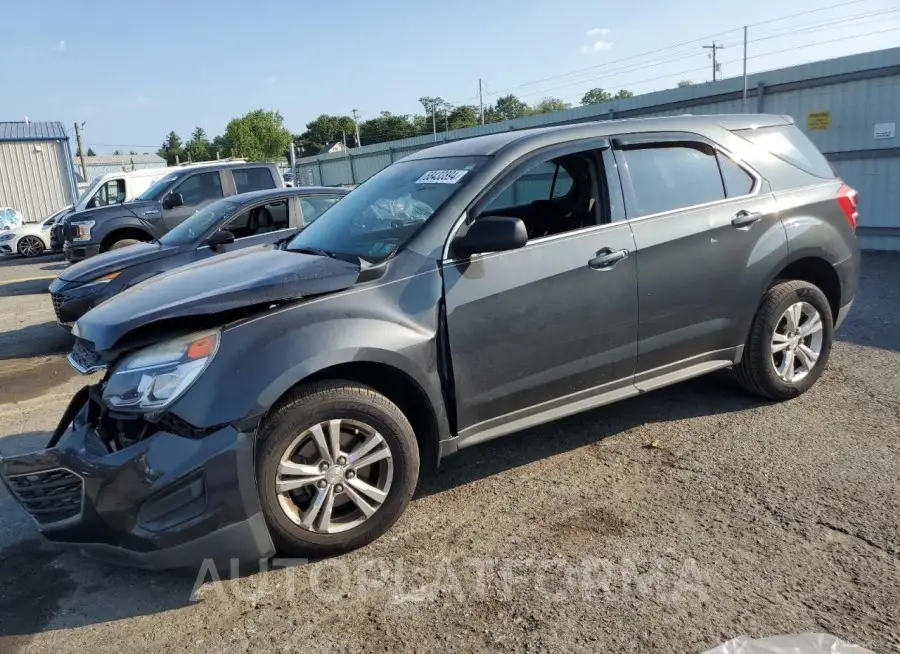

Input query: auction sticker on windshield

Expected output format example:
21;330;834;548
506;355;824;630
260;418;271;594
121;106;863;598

416;170;468;184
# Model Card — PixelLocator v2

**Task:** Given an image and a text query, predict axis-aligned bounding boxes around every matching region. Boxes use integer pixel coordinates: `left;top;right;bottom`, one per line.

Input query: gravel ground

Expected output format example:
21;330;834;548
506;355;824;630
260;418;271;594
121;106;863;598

0;252;898;654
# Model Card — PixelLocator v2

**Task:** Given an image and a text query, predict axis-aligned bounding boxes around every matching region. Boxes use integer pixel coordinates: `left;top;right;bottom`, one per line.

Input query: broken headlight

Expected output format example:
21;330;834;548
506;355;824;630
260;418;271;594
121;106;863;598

103;329;220;412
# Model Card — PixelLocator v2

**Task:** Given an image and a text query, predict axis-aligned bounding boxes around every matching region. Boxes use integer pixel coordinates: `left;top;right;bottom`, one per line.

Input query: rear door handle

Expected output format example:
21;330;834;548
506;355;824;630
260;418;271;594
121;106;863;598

731;210;762;228
588;248;629;270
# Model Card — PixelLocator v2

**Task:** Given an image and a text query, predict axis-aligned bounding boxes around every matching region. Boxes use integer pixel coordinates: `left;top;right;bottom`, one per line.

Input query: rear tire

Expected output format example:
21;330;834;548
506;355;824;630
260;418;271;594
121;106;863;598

256;381;420;558
17;236;45;258
735;280;834;401
107;238;142;251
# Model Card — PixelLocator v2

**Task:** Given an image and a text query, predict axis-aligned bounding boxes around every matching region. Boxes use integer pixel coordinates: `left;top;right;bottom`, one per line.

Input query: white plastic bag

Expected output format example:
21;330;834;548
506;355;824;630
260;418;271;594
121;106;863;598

702;633;875;654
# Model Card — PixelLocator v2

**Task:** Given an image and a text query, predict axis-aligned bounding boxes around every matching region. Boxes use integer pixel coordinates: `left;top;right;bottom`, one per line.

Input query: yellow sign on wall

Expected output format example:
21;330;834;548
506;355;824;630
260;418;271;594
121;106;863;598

807;111;830;130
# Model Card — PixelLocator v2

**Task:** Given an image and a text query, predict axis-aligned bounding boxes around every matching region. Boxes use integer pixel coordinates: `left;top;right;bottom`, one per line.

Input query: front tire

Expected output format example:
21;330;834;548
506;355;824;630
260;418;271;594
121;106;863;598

735;280;834;401
107;238;142;251
256;381;420;558
17;236;45;258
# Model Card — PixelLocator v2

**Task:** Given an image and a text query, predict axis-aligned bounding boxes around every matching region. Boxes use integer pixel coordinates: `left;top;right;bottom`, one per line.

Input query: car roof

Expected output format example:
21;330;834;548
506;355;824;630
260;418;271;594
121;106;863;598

401;113;794;161
227;186;351;204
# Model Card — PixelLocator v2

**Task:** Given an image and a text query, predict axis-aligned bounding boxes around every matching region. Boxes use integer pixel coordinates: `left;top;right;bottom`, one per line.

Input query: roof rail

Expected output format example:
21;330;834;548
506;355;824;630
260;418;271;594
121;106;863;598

172;158;249;168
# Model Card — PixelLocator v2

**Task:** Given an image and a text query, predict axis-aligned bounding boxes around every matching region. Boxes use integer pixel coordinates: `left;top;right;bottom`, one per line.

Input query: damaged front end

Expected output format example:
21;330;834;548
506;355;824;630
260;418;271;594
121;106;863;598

0;332;275;570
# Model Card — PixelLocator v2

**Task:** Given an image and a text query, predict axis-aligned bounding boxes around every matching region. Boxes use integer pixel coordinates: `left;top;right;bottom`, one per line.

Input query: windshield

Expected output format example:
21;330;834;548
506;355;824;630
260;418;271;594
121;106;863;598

160;198;243;246
76;178;103;204
137;174;180;202
286;156;486;262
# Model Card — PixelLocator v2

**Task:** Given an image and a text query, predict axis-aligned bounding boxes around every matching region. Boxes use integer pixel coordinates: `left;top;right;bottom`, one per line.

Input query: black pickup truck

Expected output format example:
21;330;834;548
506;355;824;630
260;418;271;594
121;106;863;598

57;162;283;262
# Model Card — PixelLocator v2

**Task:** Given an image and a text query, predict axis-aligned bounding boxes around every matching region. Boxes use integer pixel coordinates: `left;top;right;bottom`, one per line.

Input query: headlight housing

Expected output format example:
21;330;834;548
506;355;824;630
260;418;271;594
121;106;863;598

71;220;95;242
0;233;14;242
102;329;220;412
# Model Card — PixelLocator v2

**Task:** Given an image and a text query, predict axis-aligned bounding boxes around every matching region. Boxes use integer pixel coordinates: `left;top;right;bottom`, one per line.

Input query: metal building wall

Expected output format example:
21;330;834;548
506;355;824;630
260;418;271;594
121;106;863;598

0;139;72;223
298;47;900;249
84;161;169;180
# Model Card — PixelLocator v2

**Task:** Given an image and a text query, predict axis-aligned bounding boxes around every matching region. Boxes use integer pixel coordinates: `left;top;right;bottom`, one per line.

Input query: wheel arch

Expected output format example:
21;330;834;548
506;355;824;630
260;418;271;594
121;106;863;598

100;226;153;252
259;356;443;473
773;256;841;322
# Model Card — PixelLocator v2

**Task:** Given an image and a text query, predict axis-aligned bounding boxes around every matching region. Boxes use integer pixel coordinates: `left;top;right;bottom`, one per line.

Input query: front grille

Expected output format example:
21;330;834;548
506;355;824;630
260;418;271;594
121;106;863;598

4;468;84;525
50;224;64;248
51;291;65;321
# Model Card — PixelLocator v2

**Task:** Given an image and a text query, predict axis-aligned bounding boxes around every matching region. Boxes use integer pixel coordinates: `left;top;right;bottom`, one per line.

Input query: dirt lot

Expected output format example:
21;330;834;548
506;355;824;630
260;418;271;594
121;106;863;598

0;252;898;654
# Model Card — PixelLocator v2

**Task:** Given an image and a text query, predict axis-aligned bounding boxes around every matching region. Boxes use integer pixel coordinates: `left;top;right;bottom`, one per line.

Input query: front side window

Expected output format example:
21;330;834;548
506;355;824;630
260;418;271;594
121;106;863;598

233;167;276;193
286;156;487;262
91;179;125;207
137;174;180;201
224;200;290;239
298;196;343;225
160;198;242;246
477;151;600;238
173;171;223;206
620;143;725;217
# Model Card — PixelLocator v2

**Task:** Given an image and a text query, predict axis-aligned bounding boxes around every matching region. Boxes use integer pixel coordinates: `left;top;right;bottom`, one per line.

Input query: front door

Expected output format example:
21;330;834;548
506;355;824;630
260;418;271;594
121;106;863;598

613;134;785;380
443;147;639;436
162;170;225;232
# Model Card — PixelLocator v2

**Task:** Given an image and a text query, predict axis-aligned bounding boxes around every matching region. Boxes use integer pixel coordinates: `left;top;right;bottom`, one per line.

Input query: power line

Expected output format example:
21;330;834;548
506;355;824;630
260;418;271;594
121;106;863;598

464;0;878;104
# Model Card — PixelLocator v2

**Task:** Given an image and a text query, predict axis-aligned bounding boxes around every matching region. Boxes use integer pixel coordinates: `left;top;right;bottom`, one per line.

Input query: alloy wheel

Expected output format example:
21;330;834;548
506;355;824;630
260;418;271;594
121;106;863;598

275;419;394;534
771;301;824;383
18;236;43;257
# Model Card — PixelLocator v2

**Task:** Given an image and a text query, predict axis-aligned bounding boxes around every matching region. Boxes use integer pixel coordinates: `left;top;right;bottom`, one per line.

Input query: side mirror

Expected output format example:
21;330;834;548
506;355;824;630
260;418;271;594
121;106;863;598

164;192;184;209
207;230;235;250
452;216;527;258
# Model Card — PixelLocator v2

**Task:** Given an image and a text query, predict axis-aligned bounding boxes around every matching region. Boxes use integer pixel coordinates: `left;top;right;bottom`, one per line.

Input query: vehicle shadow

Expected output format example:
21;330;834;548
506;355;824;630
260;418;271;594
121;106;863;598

0;321;72;361
0;279;54;297
416;370;765;498
834;251;900;353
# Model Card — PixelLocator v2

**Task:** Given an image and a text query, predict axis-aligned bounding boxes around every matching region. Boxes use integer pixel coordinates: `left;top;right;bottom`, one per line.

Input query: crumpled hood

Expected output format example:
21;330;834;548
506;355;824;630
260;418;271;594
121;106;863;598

59;241;176;282
73;245;361;351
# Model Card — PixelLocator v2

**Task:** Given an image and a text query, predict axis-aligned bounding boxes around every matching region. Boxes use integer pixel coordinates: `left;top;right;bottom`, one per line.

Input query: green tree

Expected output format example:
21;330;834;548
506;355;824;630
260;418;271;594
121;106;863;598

112;149;121;155
157;131;184;165
86;148;96;156
185;126;212;162
128;150;138;155
448;105;479;130
614;89;635;99
418;96;446;132
532;97;571;114
298;114;357;152
359;112;419;145
580;88;613;105
493;94;529;120
677;80;693;87
221;109;293;161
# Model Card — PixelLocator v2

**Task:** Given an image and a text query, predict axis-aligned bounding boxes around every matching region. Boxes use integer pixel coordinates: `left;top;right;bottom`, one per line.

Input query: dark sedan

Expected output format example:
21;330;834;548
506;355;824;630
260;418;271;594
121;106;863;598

49;186;349;326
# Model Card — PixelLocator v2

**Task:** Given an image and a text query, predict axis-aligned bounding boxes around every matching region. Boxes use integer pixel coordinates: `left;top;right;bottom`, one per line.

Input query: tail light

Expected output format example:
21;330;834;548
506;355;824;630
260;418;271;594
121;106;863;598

836;183;859;231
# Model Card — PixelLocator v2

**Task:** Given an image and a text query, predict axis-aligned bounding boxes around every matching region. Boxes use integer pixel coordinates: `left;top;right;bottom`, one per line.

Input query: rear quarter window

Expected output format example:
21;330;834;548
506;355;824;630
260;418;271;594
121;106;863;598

233;167;277;193
732;124;835;179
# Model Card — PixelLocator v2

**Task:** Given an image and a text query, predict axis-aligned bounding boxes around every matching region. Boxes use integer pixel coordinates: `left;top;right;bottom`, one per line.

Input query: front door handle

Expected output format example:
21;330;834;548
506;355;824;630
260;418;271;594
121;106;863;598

731;210;762;228
588;247;629;270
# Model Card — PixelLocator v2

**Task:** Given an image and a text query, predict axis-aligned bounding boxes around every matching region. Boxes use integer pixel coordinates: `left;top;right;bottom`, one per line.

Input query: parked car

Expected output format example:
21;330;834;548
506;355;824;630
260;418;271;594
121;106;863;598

49;186;349;326
0;114;859;569
50;167;175;252
0;206;69;257
57;161;284;262
0;207;24;231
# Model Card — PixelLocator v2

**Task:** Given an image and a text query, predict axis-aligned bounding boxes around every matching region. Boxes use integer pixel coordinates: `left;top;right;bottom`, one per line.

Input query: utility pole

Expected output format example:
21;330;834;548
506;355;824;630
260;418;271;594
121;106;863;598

445;105;449;132
702;42;724;82
742;26;749;108
73;122;88;181
479;79;485;125
352;109;362;147
432;101;437;142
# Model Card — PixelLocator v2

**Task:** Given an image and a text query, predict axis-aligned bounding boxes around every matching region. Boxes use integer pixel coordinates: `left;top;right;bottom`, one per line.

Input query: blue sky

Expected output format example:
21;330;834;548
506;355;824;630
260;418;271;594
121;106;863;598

3;0;898;153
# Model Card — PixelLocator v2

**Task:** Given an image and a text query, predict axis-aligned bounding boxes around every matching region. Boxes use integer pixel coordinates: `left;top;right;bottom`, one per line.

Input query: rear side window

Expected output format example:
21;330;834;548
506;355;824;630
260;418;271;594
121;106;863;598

620;143;725;217
732;124;834;179
234;167;276;193
717;153;756;197
299;196;342;224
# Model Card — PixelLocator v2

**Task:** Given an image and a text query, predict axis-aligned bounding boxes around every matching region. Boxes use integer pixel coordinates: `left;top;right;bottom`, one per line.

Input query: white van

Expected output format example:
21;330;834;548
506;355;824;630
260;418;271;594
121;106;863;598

73;167;173;212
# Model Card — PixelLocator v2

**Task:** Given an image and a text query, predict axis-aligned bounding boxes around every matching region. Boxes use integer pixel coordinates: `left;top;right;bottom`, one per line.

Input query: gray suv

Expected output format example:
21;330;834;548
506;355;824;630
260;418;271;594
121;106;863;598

59;161;283;262
1;114;859;569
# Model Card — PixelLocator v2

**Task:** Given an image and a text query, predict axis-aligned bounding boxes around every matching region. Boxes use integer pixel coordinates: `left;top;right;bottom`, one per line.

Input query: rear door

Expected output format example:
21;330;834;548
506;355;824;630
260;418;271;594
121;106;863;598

613;132;785;384
443;142;639;436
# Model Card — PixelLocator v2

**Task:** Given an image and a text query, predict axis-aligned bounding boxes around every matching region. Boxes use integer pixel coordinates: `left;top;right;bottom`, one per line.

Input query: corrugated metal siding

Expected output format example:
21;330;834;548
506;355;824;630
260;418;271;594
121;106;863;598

0;140;71;222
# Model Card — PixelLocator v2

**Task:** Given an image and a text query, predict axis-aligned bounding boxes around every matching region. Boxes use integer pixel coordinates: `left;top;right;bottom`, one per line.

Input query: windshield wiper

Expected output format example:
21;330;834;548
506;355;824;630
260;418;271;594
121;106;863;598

288;246;335;258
